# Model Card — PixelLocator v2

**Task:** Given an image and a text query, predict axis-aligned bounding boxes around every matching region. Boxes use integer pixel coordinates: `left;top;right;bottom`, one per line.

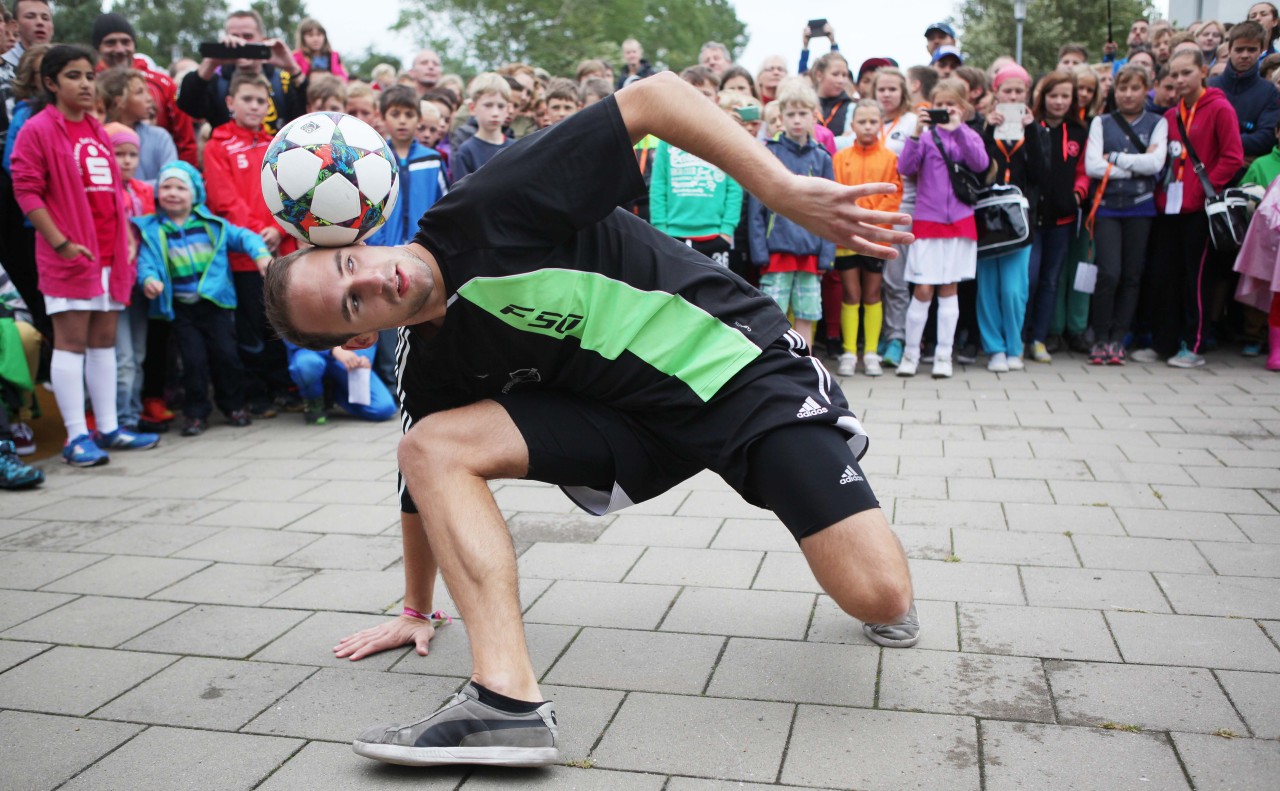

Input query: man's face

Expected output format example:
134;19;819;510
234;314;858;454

926;31;954;55
1229;38;1264;74
287;245;435;344
98;31;135;68
226;16;263;72
412;51;442;88
14;0;52;47
1128;20;1149;47
700;47;727;76
935;56;960;78
622;41;641;67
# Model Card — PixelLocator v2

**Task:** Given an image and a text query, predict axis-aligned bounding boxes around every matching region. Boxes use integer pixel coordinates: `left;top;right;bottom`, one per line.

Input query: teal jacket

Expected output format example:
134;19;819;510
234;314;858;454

132;160;269;321
649;140;743;238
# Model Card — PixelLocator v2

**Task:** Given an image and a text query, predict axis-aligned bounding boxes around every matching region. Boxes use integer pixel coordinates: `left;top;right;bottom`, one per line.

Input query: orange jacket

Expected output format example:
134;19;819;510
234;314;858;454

833;138;904;225
203;121;296;272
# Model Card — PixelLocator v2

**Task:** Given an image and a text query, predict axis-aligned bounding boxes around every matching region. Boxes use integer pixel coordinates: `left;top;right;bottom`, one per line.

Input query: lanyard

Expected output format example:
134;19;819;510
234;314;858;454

993;139;1024;183
822;98;846;129
1041;120;1071;162
1176;95;1200;179
880;115;901;142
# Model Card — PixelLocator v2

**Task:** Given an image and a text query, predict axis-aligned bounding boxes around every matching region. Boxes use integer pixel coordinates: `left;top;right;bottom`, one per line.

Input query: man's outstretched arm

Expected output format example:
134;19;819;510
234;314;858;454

614;72;913;258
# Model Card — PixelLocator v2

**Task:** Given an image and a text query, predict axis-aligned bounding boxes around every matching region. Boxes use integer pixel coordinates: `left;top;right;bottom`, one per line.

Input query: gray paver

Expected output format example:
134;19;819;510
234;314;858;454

244;667;465;742
121;604;309;658
0;589;77;630
1116;508;1248;541
0;550;106;589
60;726;302;791
254;611;414;671
1216;670;1280;738
0;639;50;671
952;528;1079;567
77;521;222;556
193;500;322;529
0;710;143;791
598;514;722;548
660;587;813;639
782;705;979;790
1046;660;1245;734
3;595;189;647
516;542;645;582
265;569;406;612
1231;514;1280;543
152;562;314;606
959;603;1122;661
523;580;681;630
1004;502;1125;534
981;721;1190;791
259;741;468;790
392;619;577;680
0;645;174;715
624;546;761;587
1195;541;1280;577
0;520;125;550
1106;611;1280;671
593;692;792;781
896;498;1006;528
538;682;626;761
708;517;795;552
96;655;315;729
40;554;210;597
173;527;321;564
1155;572;1280;619
1072;534;1214;573
1171;731;1280;791
750;551;824;593
283;503;400;534
544;627;723;693
1021;567;1172;612
909;559;1026;605
706;636;878;706
465;766;666;789
880;649;1054;721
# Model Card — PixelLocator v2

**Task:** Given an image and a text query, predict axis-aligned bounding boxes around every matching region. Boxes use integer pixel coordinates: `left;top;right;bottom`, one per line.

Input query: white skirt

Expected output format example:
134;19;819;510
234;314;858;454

44;266;126;315
906;236;977;285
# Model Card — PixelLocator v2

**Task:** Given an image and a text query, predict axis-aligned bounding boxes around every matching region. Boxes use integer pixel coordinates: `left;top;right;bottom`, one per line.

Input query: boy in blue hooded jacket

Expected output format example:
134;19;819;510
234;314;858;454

134;161;272;436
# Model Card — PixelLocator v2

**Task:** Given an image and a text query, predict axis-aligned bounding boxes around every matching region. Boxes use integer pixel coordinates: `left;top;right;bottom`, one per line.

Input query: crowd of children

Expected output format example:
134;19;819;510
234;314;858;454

2;6;1280;489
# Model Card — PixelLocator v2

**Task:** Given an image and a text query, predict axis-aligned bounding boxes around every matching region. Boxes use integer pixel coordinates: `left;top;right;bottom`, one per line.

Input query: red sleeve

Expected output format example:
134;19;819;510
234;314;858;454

1073;139;1090;200
1208;103;1245;192
203;143;255;229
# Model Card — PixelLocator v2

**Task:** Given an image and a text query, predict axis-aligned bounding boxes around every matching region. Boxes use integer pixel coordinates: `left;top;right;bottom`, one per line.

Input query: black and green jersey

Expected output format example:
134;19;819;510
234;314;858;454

398;96;791;423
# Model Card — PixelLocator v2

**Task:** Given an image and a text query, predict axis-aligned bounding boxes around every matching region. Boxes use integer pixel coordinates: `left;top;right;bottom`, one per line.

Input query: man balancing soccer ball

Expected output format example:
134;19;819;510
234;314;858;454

262;71;919;768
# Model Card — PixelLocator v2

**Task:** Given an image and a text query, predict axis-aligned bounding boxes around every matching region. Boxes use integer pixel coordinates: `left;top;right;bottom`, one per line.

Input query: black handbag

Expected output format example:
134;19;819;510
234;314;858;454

1176;112;1248;252
973;184;1031;255
930;127;983;206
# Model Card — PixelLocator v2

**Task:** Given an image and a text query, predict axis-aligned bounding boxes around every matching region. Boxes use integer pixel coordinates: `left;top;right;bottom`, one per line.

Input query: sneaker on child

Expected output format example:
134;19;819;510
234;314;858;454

94;427;160;451
863;354;883;377
0;440;44;489
882;338;904;367
63;434;109;467
1129;347;1160;363
1031;341;1052;363
836;352;857;376
987;352;1009;373
353;681;560;767
896;353;919;377
1168;344;1206;369
11;422;34;456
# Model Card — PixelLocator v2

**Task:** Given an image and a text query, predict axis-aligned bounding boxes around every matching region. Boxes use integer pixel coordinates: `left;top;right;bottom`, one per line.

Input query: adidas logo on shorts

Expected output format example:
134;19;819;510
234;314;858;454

840;465;863;485
797;397;828;418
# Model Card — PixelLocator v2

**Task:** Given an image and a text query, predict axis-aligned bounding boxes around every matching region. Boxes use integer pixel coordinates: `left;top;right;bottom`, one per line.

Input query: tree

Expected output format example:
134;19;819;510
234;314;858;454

110;0;229;67
345;47;403;83
251;0;309;43
52;0;103;48
395;0;746;78
957;0;1154;75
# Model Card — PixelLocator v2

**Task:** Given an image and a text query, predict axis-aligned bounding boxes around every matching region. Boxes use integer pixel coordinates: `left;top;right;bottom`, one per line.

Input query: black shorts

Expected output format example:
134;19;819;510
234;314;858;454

681;236;732;269
835;254;885;274
400;331;878;540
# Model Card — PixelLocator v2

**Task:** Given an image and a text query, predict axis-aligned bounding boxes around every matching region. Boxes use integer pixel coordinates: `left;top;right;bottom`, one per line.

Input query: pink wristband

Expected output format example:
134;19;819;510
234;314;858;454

402;606;429;621
403;607;453;625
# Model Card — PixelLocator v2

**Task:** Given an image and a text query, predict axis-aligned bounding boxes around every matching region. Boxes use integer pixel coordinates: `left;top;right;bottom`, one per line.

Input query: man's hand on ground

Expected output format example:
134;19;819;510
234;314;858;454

774;177;913;259
333;615;438;660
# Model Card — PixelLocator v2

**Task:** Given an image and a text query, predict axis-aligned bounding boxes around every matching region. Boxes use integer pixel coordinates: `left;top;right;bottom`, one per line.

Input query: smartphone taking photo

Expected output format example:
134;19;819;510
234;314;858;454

199;41;271;61
807;18;829;38
926;108;951;125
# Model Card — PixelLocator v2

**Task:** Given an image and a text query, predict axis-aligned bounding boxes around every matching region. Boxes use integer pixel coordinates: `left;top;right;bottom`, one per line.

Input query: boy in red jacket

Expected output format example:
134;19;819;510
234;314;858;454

203;71;299;415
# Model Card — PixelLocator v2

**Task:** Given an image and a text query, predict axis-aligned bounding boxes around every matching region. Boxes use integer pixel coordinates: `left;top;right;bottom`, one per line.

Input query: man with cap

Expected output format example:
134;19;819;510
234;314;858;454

931;46;963;79
857;57;897;100
925;22;957;57
93;13;198;168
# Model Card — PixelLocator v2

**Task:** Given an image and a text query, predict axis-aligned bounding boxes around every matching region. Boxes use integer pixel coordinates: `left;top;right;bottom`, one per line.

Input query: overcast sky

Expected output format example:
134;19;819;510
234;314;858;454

265;0;1170;76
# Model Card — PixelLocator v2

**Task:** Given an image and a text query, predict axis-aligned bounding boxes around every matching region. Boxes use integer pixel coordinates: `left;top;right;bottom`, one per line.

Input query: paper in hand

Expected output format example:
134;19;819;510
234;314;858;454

994;103;1027;140
1074;262;1099;294
348;367;372;406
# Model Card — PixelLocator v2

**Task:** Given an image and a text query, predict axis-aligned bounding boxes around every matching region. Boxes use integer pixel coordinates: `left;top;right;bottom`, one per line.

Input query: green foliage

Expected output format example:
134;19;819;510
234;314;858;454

109;0;230;67
957;0;1154;74
395;0;747;78
251;0;310;43
51;0;103;48
345;46;403;82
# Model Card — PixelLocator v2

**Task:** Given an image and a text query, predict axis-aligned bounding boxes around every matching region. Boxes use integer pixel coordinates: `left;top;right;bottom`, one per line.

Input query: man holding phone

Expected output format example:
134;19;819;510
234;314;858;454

799;19;838;75
178;9;306;134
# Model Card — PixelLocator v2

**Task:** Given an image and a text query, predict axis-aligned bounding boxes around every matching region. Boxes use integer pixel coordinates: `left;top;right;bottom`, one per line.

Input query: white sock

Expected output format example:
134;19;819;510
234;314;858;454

905;298;930;360
85;347;119;435
51;349;88;440
937;294;960;360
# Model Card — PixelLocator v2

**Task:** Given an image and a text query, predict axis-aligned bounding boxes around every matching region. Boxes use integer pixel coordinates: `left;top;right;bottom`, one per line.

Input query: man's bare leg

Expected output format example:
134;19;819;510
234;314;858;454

800;507;913;625
397;400;542;702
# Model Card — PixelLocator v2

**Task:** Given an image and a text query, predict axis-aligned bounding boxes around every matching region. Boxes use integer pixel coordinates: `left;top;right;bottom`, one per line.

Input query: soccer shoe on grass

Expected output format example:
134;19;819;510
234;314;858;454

353;682;561;767
863;603;920;648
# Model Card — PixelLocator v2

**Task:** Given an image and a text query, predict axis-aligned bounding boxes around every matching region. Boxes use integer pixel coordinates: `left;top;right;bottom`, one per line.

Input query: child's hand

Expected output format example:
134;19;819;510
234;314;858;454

260;226;282;253
333;615;441;660
333;347;370;371
143;279;164;299
56;240;93;261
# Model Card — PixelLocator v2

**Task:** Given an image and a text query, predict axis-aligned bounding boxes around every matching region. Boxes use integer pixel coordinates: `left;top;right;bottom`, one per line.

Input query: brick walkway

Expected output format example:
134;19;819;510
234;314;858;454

2;354;1279;789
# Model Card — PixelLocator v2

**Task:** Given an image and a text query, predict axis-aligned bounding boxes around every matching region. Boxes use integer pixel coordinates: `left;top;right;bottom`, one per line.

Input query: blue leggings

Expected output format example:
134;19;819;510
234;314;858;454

287;346;397;421
976;246;1031;357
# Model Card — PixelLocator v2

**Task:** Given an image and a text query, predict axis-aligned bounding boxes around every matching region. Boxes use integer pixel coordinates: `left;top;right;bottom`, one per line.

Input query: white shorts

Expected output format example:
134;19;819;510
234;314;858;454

44;267;126;315
906;237;977;285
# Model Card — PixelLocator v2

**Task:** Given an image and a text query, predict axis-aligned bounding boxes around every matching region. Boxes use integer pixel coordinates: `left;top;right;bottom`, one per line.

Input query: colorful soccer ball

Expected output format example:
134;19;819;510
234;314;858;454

260;112;399;246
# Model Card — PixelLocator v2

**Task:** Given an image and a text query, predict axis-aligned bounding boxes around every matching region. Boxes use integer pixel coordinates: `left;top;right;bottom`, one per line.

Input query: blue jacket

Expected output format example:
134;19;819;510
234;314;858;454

1210;63;1280;159
367;139;448;246
748;135;836;267
132;162;268;321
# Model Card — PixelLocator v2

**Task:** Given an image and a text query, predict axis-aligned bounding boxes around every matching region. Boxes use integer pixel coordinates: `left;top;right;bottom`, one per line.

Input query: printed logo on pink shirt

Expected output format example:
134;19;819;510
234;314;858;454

73;137;115;192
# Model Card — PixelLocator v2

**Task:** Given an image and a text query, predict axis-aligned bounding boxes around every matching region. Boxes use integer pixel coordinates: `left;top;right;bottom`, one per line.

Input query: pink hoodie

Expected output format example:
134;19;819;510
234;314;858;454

10;106;133;303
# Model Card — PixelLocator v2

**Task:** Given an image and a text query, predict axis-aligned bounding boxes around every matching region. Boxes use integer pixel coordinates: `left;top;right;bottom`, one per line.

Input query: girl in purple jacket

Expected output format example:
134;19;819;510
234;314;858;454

10;45;158;467
895;78;990;379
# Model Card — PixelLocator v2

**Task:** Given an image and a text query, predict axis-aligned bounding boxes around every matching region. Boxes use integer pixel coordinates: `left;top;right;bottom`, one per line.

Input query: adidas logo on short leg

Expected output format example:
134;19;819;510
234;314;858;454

797;397;828;418
839;465;863;484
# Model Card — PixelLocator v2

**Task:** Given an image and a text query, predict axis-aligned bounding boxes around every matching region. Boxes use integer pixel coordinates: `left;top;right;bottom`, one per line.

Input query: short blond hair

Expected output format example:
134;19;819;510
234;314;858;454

468;71;511;102
774;76;819;112
418;100;442;123
929;78;972;113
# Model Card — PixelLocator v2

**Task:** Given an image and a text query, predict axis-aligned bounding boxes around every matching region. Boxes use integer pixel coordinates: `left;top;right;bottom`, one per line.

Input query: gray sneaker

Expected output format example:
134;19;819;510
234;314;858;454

862;603;920;648
353;682;561;767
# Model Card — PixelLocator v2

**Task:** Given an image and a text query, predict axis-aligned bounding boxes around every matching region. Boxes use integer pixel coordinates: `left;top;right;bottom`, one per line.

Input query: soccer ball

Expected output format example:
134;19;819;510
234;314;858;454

260;112;399;247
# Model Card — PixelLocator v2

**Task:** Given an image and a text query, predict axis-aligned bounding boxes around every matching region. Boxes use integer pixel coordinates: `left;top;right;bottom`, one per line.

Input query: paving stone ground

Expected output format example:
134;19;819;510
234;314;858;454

2;354;1279;789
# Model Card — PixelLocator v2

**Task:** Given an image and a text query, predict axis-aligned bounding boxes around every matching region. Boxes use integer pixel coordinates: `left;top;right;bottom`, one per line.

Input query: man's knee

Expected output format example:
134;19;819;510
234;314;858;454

399;403;528;481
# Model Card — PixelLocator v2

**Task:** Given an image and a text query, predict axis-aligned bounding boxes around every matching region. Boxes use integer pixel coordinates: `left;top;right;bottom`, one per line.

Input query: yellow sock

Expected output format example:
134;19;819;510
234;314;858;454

840;303;860;355
864;301;883;357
